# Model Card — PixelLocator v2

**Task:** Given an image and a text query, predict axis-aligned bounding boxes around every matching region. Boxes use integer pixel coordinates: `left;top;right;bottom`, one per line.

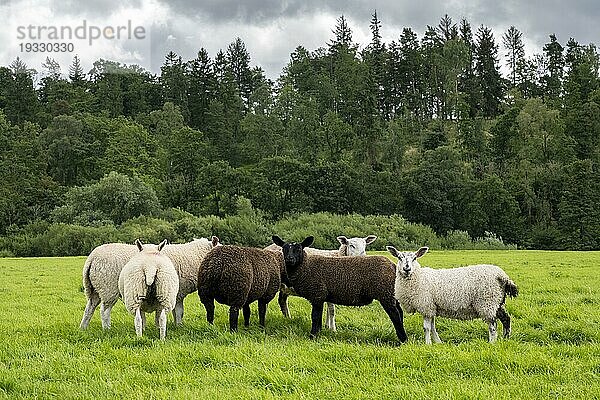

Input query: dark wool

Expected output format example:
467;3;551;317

197;245;284;331
286;253;408;342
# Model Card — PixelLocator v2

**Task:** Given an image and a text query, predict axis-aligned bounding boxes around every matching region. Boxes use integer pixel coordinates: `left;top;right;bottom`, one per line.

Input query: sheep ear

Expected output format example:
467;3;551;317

415;247;429;258
301;236;314;248
365;235;377;244
337;236;348;245
135;239;143;252
272;235;285;247
158;239;168;251
211;236;220;247
386;246;399;258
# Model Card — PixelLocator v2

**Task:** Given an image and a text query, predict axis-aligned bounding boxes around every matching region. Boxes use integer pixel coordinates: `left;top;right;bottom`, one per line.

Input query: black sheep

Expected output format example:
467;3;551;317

272;235;407;342
197;245;283;331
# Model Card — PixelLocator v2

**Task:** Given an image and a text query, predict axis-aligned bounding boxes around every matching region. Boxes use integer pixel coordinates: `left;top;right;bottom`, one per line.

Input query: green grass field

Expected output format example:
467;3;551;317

0;250;599;399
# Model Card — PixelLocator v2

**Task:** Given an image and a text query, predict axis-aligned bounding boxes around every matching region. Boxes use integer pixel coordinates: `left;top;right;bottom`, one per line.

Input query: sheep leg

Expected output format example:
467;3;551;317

172;301;184;326
325;302;337;332
80;292;101;330
423;316;433;345
278;289;290;318
158;309;167;340
497;307;511;338
488;319;498;343
382;299;408;343
154;310;161;328
100;301;115;330
431;317;442;343
229;307;240;332
201;297;215;324
134;309;143;337
243;304;251;327
140;311;147;332
309;302;324;338
258;299;268;328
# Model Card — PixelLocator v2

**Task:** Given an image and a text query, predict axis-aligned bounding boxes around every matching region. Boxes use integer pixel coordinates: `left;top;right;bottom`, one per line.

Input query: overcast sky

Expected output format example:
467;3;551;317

1;0;598;79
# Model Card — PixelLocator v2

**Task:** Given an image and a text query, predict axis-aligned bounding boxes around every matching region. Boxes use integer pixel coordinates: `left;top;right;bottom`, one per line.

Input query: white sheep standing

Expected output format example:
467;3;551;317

79;236;220;330
119;239;179;339
386;246;518;344
265;235;377;331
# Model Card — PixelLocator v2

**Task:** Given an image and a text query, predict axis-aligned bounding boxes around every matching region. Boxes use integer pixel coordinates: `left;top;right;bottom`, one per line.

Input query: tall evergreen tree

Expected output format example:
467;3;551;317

186;48;216;129
474;25;503;117
542;34;564;105
502;26;526;88
69;55;85;85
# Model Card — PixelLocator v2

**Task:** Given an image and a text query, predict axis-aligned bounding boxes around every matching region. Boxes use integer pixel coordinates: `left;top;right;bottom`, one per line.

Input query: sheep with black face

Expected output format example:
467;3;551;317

266;234;378;331
273;235;407;342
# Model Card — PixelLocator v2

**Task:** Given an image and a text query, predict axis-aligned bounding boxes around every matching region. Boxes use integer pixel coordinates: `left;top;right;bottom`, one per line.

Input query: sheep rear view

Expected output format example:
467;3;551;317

118;239;179;340
197;245;283;331
272;235;407;343
79;236;219;330
387;246;518;344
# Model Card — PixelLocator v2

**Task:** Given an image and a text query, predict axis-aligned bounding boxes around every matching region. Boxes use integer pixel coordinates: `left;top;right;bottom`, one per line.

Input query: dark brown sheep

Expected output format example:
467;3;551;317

197;245;284;331
272;235;407;343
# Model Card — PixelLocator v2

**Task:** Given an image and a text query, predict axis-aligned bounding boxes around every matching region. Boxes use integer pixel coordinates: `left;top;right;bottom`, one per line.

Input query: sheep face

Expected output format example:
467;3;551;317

272;235;314;267
386;246;428;278
337;235;377;256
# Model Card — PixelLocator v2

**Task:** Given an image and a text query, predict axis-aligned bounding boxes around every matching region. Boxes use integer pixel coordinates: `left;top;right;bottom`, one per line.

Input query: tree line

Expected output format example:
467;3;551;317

1;13;599;251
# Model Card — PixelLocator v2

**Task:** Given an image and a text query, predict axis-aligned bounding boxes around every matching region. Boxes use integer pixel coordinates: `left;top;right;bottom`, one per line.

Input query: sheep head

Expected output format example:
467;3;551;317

386;246;428;278
272;235;314;268
337;235;377;256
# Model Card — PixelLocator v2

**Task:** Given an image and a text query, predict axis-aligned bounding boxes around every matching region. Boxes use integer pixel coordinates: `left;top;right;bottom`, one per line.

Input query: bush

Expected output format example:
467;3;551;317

51;171;161;225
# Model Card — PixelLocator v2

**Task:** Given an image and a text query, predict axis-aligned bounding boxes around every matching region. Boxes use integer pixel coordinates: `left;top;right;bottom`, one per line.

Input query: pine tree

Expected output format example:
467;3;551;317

502;26;526;88
364;10;387;117
186;48;216;129
437;14;458;41
474;25;503;117
542;34;564;105
328;15;357;55
226;37;254;110
160;51;189;121
458;18;479;118
69;55;85;85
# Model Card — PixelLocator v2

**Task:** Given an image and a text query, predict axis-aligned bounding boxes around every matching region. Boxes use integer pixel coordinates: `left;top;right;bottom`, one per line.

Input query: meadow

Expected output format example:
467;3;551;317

0;250;599;399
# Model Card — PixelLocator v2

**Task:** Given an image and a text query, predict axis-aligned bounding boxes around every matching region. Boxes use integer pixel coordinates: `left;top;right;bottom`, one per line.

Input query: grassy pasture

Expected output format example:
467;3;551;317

0;250;599;399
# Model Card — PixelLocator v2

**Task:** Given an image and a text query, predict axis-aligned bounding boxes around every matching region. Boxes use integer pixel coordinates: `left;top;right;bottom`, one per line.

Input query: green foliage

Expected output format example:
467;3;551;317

0;14;599;250
51;172;160;225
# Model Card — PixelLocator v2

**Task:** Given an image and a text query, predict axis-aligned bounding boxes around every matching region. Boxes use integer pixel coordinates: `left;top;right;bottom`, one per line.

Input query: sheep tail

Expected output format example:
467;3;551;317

143;264;158;287
499;275;519;298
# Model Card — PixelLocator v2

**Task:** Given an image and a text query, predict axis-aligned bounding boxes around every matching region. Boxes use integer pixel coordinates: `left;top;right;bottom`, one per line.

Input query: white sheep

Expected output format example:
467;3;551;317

118;239;179;339
79;236;220;330
265;235;377;331
386;246;518;344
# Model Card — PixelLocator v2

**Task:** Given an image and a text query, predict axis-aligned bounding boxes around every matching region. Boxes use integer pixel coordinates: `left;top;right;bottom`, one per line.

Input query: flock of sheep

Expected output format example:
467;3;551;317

79;235;518;343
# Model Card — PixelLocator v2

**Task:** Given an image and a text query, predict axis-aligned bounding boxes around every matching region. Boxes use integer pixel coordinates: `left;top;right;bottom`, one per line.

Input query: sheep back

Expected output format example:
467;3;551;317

85;243;138;304
162;238;214;302
198;246;283;307
289;254;396;306
397;264;514;320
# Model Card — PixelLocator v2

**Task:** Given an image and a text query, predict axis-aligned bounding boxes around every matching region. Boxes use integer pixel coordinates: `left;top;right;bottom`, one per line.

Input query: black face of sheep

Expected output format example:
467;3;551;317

272;235;313;268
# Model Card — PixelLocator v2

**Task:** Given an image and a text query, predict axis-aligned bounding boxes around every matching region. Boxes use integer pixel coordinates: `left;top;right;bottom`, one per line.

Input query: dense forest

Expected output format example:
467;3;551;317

1;13;600;255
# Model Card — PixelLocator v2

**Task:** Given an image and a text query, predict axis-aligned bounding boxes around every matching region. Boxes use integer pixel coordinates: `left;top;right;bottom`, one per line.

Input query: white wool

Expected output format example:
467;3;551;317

119;249;179;315
388;246;517;344
80;237;218;329
395;264;511;321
